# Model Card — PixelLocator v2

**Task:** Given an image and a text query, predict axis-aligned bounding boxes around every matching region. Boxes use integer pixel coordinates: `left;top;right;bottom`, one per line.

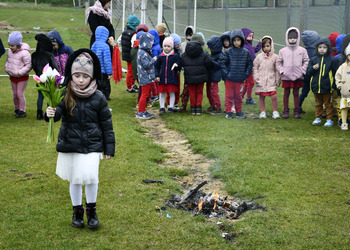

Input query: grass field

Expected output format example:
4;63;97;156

1;3;350;249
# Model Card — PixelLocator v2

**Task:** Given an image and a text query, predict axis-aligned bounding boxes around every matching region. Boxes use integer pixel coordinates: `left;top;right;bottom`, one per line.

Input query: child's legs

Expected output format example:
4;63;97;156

11;81;19;110
138;84;151;113
14;80;28;111
175;77;181;104
70;183;82;206
181;84;189;108
85;184;98;204
323;93;333;120
245;74;255;99
314;93;323;118
259;95;265;112
241;81;248;97
206;82;214;106
299;78;310;108
151;81;158;97
233;82;243;112
195;83;204;106
341;108;349;123
292;87;300;109
159;92;166;108
271;94;278;112
225;80;234;113
283;88;291;109
169;92;175;108
37;90;44;110
211;82;221;108
126;61;135;89
188;84;196;107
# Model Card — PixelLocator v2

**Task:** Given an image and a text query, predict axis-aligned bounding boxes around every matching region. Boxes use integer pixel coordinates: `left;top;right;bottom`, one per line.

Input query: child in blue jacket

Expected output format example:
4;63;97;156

91;26;113;101
206;35;224;115
221;29;253;119
136;32;157;119
47;30;73;75
148;29;162;103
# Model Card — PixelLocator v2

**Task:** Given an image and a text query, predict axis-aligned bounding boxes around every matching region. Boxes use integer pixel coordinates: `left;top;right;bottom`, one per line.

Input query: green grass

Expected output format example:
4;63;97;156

1;3;350;249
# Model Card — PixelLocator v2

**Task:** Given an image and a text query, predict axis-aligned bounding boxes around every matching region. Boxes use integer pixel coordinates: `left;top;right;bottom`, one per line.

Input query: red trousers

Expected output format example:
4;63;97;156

138;84;151;113
206;82;221;108
181;83;190;108
126;61;135;89
225;80;243;113
188;83;204;107
151;81;158;97
241;73;254;98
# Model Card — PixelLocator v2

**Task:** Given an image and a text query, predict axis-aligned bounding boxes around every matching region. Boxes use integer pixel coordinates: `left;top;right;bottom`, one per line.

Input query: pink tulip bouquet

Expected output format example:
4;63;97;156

33;64;65;143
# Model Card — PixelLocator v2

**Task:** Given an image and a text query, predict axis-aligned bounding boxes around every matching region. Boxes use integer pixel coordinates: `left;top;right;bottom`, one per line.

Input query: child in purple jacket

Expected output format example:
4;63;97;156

241;28;261;105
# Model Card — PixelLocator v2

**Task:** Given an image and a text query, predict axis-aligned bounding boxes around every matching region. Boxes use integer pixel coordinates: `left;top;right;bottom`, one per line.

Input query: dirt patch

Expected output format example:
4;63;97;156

0;21;15;30
138;109;230;197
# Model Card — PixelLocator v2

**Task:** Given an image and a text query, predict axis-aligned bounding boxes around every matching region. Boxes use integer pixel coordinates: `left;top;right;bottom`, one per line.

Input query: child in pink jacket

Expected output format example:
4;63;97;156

5;31;32;118
276;27;309;119
253;36;281;119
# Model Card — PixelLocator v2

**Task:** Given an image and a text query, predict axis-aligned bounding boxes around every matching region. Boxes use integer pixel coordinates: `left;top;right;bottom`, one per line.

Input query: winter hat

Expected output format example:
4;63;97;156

191;33;204;45
8;31;22;46
288;30;298;39
136;31;144;40
137;24;148;33
163;37;174;48
127;15;140;30
71;52;94;79
170;33;181;46
328;32;339;47
155;23;167;34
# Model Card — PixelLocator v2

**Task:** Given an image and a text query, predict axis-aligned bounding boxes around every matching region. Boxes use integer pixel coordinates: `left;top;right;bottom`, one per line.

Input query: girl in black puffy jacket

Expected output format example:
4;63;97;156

45;49;115;229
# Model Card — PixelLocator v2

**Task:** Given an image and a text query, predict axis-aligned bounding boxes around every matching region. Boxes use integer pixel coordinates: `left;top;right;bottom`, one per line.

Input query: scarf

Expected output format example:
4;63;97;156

85;0;112;25
163;50;174;57
70;79;97;98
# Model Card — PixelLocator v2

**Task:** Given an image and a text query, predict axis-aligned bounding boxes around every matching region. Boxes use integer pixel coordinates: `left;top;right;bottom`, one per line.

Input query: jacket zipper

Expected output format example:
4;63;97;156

318;56;324;93
165;56;168;85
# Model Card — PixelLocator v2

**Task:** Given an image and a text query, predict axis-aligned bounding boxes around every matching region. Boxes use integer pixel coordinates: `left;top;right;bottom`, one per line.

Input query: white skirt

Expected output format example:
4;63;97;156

56;152;103;185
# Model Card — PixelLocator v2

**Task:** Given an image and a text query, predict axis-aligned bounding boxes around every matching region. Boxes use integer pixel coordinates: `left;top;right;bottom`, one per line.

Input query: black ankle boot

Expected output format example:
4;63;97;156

196;106;202;115
72;205;84;228
86;203;100;229
37;109;43;120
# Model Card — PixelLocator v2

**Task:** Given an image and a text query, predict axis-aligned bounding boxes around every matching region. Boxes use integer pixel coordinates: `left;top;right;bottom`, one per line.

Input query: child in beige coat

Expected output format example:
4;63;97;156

253;36;281;119
335;44;350;130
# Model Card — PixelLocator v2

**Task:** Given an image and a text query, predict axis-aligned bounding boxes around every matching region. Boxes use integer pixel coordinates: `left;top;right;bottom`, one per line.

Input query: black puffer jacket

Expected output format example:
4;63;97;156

121;26;135;62
181;41;213;84
31;34;58;76
47;49;115;156
88;12;115;49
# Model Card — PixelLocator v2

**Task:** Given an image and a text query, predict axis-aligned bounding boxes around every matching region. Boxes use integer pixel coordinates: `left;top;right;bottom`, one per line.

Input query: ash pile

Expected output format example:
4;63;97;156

166;181;266;219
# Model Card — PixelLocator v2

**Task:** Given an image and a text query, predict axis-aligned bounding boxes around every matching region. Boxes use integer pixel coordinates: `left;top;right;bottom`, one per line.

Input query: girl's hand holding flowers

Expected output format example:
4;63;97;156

46;106;56;118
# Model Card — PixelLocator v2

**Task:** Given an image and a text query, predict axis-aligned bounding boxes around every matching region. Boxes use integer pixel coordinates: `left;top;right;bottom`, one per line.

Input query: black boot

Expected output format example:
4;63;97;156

72;205;85;228
86;203;100;229
36;109;43;120
196;106;202;115
190;106;196;115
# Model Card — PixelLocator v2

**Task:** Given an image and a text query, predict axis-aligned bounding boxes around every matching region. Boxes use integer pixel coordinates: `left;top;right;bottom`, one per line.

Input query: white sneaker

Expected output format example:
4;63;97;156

341;123;348;130
272;111;281;119
259;111;267;119
231;105;236;113
109;108;113;111
312;118;322;126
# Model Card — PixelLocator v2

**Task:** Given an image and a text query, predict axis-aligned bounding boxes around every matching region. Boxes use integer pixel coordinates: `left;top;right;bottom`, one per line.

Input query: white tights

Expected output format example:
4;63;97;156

69;183;98;206
159;92;175;109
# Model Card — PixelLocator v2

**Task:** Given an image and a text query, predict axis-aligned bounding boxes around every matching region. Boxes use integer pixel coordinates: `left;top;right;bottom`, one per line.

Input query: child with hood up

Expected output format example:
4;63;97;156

328;32;340;57
205;35;224;115
298;30;320;114
31;33;58;120
47;30;73;76
5;31;32;118
253;36;281;119
276;27;309;119
220;31;231;51
148;29;162;103
307;37;336;127
241;28;262;105
221;29;253;119
136;32;157;119
335;34;346;59
180;26;195;56
335;44;350;130
121;14;141;93
91;26;113;101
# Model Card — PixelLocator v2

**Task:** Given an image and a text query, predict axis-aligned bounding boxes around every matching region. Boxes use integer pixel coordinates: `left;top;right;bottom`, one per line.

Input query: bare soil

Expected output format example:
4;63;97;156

138;108;231;197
